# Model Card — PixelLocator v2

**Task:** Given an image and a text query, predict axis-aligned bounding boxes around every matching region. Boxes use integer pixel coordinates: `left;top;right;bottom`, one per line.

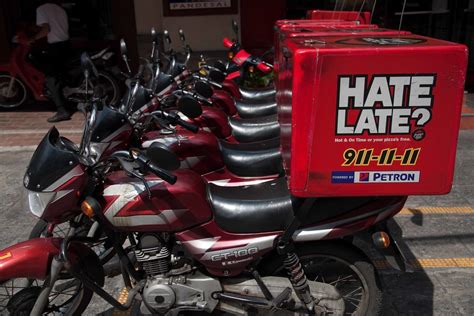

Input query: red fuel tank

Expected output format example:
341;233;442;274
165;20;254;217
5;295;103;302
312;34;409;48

101;169;212;232
277;34;468;197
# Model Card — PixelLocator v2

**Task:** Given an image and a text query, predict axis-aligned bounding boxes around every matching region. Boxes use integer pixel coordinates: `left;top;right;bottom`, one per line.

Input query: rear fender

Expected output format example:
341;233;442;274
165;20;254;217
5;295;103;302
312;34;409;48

0;238;92;282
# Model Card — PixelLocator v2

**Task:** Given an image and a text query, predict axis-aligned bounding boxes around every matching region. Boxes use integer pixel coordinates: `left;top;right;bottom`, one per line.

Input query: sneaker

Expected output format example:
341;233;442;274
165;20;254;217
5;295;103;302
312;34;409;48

47;112;72;123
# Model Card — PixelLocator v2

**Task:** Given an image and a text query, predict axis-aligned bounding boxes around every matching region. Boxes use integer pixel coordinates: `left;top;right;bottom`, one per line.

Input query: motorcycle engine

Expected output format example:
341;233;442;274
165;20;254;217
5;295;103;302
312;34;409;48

135;234;222;315
135;234;171;276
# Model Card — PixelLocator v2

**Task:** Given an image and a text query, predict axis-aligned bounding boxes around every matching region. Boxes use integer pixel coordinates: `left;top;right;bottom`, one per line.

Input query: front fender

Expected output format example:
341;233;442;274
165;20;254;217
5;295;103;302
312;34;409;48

0;238;92;282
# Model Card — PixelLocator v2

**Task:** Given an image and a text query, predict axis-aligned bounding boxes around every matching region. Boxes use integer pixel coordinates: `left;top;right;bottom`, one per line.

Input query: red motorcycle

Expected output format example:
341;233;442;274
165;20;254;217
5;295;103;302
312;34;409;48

0;32;120;108
0;54;408;315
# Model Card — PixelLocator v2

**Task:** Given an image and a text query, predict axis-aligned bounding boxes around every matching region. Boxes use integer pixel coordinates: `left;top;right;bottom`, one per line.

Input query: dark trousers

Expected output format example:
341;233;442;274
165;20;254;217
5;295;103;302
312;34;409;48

43;41;71;113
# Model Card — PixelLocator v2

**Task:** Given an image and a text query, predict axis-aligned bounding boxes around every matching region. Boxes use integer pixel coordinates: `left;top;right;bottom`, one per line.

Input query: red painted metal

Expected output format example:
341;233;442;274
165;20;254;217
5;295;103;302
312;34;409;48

222;79;241;98
102;169;212;232
0;238;92;282
211;89;237;116
277;33;468;197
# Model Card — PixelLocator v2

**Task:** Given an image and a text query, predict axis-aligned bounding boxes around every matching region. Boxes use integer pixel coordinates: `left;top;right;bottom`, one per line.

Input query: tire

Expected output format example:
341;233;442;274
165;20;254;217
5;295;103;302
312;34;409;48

260;241;383;316
0;73;28;109
96;71;121;106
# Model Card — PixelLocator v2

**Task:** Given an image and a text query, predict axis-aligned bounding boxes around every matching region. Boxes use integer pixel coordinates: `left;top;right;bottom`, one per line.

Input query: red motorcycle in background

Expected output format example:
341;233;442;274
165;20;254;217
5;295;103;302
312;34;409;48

0;31;121;109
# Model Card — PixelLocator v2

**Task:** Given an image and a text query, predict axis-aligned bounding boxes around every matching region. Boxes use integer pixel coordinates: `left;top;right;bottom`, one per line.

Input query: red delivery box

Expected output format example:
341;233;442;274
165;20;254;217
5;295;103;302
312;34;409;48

274;25;410;73
307;10;371;24
278;34;468;197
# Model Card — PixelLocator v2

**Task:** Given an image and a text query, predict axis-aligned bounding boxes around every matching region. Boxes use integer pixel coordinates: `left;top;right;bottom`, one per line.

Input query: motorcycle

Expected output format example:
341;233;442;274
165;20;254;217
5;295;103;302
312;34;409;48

0;53;408;316
0;31;121;109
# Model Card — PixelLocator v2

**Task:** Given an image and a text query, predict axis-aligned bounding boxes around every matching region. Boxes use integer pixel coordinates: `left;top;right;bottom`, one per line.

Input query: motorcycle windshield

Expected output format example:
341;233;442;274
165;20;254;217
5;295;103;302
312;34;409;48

120;84;151;113
91;105;129;142
24;127;80;192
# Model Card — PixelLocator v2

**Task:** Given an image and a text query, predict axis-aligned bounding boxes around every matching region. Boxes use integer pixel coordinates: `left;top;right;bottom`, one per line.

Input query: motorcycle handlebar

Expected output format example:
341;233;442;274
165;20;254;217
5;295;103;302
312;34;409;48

223;37;234;49
147;161;177;184
177;117;199;133
257;62;272;73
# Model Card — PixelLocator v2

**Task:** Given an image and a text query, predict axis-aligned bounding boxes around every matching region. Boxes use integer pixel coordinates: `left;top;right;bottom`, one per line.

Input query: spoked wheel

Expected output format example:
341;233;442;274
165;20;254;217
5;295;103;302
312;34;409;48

263;242;383;316
0;74;28;109
0;277;92;315
68;71;120;106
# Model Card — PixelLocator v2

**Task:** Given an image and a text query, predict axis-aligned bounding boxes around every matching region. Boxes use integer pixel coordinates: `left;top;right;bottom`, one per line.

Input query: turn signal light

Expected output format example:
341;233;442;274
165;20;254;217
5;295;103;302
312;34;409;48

81;200;95;218
249;66;255;73
81;197;101;218
372;231;391;249
228;51;234;60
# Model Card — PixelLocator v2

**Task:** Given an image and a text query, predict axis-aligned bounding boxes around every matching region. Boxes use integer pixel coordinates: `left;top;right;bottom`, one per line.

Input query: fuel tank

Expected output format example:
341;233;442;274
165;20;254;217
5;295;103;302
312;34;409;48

101;169;212;232
188;106;232;139
141;129;224;175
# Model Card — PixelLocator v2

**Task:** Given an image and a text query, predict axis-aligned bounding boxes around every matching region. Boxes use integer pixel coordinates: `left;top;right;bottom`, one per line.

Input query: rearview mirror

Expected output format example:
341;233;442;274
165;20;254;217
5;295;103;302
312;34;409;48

208;70;226;84
177;95;202;119
195;81;213;99
80;52;98;77
120;39;128;57
146;143;180;171
179;29;186;42
232;20;239;39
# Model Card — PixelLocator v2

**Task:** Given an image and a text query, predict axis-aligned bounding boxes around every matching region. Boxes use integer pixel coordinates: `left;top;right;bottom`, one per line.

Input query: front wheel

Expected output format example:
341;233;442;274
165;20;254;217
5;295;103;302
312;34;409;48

261;241;383;316
0;74;28;109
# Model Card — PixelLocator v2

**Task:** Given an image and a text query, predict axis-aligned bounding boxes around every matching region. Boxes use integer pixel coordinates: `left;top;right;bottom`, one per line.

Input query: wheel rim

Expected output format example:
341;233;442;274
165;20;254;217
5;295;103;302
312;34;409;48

0;76;27;108
300;254;369;316
71;73;118;105
0;278;85;315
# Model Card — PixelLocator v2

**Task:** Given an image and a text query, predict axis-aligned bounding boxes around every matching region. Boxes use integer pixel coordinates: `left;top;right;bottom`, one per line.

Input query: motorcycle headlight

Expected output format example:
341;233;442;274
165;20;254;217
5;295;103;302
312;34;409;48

25;190;57;218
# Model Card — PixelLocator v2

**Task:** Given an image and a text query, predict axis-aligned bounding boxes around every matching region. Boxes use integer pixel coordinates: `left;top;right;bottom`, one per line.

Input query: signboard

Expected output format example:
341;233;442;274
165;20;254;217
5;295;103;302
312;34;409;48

163;0;237;16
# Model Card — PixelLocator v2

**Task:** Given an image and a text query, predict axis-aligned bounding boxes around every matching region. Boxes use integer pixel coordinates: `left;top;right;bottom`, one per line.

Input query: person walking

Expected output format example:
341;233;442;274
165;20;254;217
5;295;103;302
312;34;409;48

29;0;71;122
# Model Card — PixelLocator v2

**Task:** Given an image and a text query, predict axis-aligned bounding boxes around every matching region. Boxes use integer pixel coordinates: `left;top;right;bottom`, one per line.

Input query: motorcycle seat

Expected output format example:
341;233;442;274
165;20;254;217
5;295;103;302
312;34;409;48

239;86;276;101
234;98;277;119
207;177;294;233
218;137;283;177
229;114;280;143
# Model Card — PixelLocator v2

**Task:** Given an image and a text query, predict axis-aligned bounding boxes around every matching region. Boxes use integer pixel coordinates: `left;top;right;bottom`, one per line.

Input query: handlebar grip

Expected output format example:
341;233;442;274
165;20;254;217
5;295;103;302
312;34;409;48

257;62;272;73
178;118;199;133
147;161;177;184
223;37;234;49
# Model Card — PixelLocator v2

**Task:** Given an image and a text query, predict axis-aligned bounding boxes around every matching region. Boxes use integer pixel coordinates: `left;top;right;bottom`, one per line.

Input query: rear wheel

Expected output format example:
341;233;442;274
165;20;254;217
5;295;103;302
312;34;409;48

67;71;120;106
0;74;28;109
262;241;383;316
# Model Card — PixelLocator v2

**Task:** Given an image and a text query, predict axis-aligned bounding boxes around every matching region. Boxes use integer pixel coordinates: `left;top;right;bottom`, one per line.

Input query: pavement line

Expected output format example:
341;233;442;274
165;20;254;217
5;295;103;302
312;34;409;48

0;129;83;135
399;206;474;215
0;146;37;153
374;257;474;270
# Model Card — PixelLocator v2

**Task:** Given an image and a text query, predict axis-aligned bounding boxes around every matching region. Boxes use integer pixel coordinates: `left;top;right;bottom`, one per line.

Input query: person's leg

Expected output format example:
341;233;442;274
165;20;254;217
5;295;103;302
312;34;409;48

45;75;71;122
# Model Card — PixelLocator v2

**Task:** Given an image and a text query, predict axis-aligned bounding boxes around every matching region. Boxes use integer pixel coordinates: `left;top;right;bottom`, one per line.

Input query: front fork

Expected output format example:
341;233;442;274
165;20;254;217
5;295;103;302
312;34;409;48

30;225;77;316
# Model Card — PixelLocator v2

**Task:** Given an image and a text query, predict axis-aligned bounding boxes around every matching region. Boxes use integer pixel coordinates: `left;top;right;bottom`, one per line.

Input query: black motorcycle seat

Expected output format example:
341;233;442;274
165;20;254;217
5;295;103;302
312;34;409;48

218;137;283;177
207;177;294;233
235;98;277;119
229;114;280;143
239;86;276;101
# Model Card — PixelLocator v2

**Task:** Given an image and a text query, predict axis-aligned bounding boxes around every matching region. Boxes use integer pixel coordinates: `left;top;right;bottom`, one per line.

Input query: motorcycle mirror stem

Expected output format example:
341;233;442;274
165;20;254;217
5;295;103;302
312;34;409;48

120;38;132;75
232;19;239;42
163;30;172;52
150;27;158;62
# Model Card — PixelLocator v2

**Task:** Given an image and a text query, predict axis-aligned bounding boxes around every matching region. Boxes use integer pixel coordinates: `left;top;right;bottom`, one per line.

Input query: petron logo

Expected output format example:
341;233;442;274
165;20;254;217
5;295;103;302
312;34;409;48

336;37;427;46
336;74;436;136
332;171;420;184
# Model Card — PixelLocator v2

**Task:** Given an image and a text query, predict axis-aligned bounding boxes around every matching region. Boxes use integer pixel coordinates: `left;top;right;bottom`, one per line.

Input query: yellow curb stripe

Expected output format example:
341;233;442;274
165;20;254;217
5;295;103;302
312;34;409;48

374;258;474;270
398;206;474;215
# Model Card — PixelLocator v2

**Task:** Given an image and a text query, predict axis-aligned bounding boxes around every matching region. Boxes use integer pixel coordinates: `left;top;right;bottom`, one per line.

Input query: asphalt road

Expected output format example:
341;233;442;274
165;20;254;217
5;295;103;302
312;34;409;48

0;131;473;315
